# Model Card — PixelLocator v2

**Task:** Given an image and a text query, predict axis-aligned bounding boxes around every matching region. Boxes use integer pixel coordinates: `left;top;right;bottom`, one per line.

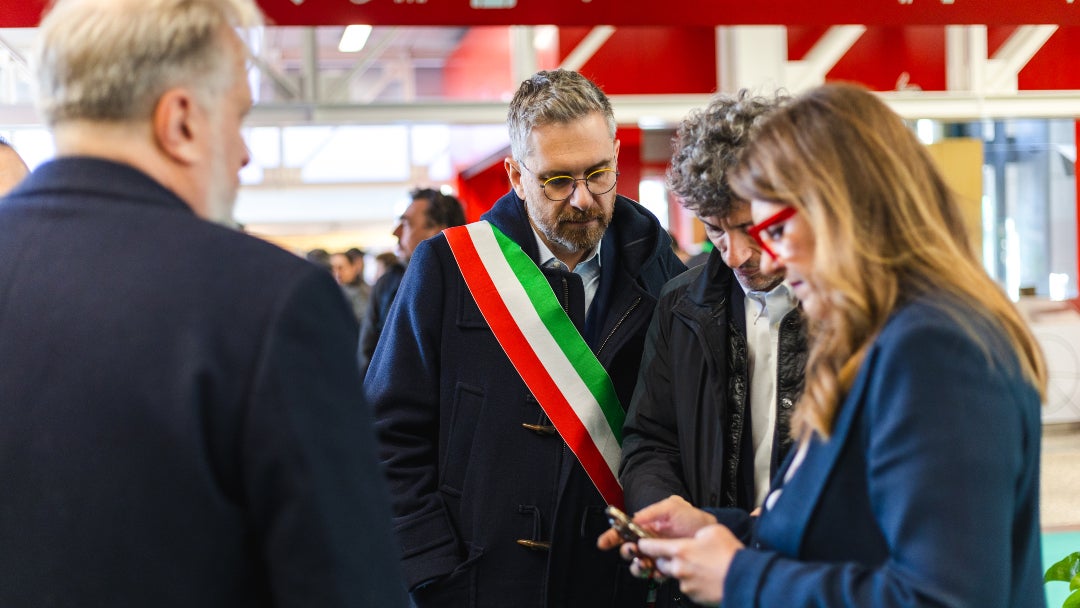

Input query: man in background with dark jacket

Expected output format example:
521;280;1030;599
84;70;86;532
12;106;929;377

610;91;808;607
358;187;464;377
366;69;685;607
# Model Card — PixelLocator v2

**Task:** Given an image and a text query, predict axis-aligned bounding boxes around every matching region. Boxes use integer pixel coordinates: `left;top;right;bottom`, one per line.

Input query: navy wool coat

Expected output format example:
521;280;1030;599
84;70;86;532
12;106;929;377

0;158;408;608
712;295;1045;608
366;190;685;607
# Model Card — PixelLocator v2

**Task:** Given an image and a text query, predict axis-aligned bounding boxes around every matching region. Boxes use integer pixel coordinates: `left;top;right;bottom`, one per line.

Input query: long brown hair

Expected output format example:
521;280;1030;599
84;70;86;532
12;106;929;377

730;83;1047;438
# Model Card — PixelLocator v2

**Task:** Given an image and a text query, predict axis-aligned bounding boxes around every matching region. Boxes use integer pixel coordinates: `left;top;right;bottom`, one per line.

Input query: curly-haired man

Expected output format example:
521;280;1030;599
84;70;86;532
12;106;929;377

612;90;809;608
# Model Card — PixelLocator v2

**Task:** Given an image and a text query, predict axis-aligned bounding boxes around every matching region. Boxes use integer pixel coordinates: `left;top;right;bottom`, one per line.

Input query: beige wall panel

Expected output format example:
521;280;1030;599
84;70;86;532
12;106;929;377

927;138;984;261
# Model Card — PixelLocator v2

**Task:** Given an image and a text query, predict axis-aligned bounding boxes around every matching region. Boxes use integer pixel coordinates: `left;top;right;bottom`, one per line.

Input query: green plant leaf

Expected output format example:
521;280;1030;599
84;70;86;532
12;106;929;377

1072;572;1080;591
1046;553;1080;583
1063;589;1080;608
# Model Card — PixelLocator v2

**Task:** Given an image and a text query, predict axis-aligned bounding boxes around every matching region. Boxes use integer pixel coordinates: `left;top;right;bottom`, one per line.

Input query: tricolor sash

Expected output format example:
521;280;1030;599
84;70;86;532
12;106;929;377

444;221;624;507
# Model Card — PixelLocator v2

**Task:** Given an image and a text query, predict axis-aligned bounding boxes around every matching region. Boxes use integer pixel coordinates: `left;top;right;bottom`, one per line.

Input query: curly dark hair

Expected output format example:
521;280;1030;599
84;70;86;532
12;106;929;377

667;90;787;218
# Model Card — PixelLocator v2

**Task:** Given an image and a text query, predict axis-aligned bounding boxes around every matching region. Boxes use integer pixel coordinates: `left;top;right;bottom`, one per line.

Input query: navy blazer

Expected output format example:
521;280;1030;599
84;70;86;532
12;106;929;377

720;296;1044;607
0;158;408;607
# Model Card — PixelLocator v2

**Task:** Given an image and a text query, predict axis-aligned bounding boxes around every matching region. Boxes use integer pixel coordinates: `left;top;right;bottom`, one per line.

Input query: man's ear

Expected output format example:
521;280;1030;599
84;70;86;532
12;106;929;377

152;88;202;165
505;156;526;199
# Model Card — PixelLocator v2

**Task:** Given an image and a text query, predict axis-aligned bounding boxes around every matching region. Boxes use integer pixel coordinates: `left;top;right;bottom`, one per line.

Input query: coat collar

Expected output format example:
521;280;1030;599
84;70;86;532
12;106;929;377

686;248;734;308
14;157;194;216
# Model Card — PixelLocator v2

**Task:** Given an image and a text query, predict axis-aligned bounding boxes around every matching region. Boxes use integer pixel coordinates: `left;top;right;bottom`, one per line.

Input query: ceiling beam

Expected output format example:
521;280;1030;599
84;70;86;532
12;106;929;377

324;27;401;103
947;25;1059;94
559;26;615;72
987;25;1058;91
4;92;1079;130
785;26;867;92
236;92;1080;127
250;55;302;101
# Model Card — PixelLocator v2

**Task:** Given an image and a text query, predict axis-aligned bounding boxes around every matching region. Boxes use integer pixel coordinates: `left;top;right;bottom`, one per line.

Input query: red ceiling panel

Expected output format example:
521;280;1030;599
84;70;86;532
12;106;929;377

987;25;1019;57
788;26;832;61
560;27;718;95
441;27;514;101
9;1;1080;28
1020;26;1080;90
826;26;948;92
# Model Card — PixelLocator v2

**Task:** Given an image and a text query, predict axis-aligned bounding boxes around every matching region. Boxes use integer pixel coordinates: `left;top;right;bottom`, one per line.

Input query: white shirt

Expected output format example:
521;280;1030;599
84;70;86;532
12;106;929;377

743;281;798;507
534;232;603;316
764;435;810;512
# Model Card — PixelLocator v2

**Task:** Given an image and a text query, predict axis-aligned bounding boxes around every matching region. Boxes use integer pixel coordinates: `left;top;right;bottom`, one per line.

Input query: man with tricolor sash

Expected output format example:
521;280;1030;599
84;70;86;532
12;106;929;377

365;69;685;607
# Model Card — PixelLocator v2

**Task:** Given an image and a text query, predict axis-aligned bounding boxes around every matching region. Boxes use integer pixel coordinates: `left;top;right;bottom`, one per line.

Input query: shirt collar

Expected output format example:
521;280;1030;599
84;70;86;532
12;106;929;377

745;281;798;324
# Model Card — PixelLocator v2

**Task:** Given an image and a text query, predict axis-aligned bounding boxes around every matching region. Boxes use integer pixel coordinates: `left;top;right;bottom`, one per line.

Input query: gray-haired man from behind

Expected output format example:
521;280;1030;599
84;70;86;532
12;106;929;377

0;1;407;606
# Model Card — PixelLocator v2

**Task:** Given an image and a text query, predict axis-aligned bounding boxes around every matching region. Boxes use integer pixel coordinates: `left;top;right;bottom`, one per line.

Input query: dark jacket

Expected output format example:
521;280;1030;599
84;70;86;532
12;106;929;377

0;158;408;608
621;248;808;512
722;296;1045;607
365;190;685;607
359;261;405;377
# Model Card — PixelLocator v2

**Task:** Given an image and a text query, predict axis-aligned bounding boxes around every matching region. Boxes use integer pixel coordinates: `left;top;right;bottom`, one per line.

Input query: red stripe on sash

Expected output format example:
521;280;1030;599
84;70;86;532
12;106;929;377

444;227;623;507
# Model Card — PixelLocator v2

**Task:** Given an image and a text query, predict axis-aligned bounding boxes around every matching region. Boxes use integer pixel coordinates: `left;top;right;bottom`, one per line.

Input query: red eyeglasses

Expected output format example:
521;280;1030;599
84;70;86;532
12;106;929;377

748;206;798;259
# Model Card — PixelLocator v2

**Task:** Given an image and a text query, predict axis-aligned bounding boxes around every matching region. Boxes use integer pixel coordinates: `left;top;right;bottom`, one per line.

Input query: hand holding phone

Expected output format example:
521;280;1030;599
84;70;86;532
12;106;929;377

604;505;660;579
605;505;652;543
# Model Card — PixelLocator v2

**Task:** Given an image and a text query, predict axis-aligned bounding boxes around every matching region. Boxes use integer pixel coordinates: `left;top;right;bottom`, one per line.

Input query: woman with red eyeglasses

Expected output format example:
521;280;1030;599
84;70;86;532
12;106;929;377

617;83;1048;607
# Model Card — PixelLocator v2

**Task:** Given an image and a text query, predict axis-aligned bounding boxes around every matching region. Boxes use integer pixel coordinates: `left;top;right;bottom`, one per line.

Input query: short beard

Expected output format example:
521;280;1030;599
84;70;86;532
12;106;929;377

546;208;609;252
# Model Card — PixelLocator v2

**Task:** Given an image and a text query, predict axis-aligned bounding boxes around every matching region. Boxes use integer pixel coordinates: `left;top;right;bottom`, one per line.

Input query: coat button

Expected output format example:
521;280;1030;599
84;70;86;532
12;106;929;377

780;397;793;409
521;423;557;436
516;539;552;551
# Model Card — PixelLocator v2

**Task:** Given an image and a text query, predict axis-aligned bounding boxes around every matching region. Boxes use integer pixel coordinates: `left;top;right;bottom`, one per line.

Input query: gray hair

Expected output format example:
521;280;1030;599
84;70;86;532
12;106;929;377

667;90;787;218
507;69;616;161
34;0;262;126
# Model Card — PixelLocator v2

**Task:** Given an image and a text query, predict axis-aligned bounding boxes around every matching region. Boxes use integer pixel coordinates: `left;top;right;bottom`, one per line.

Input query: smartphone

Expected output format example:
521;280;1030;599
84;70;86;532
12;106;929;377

605;505;652;543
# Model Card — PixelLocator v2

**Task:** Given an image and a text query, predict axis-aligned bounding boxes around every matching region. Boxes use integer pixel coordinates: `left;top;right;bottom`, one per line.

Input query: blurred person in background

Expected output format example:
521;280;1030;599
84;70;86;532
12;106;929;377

0;137;29;196
331;247;370;322
305;247;332;272
373;250;404;282
358;187;464;377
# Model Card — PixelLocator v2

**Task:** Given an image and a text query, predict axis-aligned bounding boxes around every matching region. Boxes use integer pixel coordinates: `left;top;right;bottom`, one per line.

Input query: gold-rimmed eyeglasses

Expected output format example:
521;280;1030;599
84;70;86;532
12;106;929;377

518;160;619;202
